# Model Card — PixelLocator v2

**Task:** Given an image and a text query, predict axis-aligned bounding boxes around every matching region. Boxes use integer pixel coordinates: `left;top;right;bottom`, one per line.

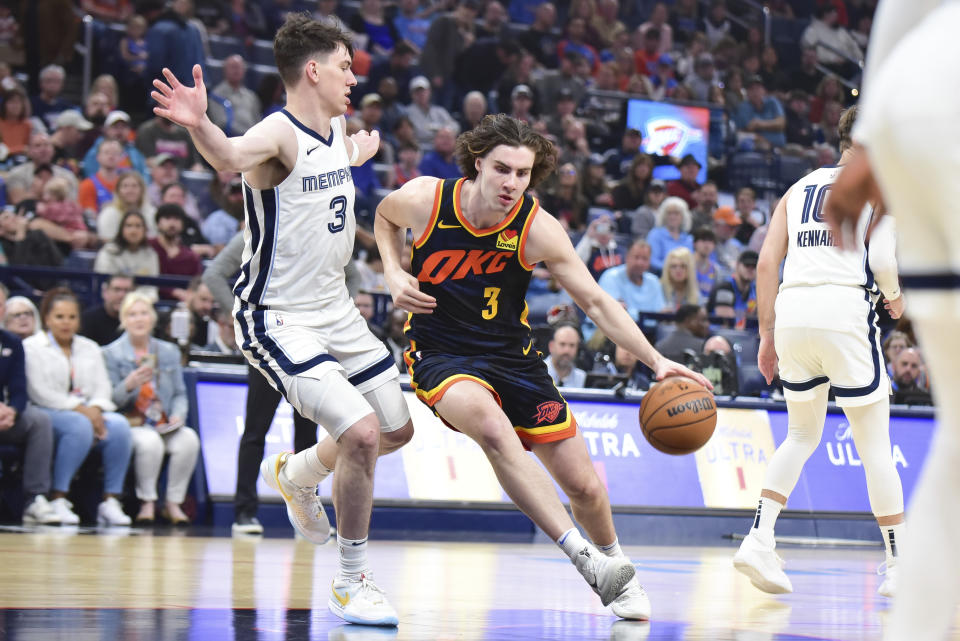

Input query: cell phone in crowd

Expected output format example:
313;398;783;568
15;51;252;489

139;353;157;370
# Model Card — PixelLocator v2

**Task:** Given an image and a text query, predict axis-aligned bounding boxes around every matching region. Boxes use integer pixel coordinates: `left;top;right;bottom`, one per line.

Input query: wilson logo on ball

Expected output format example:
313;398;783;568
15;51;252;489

665;397;715;418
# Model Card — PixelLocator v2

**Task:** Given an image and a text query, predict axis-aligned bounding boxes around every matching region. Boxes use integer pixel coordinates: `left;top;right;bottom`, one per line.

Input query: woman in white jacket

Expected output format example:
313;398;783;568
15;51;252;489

23;288;133;526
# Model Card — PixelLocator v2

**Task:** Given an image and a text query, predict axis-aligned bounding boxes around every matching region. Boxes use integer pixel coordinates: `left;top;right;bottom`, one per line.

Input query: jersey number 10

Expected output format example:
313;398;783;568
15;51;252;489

800;183;832;224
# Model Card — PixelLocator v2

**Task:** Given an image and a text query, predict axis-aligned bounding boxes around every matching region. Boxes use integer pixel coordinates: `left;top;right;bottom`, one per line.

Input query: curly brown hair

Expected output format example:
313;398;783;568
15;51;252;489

273;13;354;88
455;114;558;189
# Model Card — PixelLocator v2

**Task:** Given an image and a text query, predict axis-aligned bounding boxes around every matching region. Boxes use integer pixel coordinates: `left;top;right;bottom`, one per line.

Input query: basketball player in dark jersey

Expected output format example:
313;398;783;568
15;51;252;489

375;114;712;620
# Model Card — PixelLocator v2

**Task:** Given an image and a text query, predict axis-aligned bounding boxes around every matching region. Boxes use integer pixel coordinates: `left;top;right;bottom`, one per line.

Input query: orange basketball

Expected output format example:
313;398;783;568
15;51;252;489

639;376;717;455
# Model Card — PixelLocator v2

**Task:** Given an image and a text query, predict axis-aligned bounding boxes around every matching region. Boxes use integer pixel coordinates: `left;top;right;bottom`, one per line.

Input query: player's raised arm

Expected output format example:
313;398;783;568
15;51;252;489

338;116;380;167
524;208;713;390
374;176;438;314
152;65;283;174
756;189;790;384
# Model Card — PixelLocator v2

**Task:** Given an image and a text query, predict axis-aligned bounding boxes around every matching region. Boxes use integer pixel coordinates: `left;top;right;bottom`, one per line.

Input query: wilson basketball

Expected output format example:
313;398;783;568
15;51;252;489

639;377;717;455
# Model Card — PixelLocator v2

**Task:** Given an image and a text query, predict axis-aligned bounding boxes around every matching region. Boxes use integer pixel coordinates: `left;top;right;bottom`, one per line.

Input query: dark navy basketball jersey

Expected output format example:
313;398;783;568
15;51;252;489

407;178;540;356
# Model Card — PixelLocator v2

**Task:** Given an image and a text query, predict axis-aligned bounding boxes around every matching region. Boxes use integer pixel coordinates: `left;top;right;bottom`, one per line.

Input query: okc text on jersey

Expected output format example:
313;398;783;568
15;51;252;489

302;167;353;193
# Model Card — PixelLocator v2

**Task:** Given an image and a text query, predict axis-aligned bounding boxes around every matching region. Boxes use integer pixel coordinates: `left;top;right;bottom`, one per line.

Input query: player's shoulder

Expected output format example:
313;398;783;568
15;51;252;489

394;175;444;203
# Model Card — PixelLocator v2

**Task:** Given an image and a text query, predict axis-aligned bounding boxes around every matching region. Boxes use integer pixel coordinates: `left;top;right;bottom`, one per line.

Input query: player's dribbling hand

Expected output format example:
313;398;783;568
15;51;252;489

653;357;714;391
884;295;905;319
385;269;436;314
757;333;778;385
152;65;208;129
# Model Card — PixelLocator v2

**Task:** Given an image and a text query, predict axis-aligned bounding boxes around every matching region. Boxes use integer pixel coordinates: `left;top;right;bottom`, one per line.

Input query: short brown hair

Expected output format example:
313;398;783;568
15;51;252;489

39;287;79;327
837;104;857;153
454;114;558;189
273;13;353;88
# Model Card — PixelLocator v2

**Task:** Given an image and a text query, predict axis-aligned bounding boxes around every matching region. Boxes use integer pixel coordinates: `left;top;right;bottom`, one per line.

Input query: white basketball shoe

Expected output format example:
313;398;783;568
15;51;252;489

260;452;331;544
573;545;636;606
877;562;898;597
611;576;651;620
328;572;399;626
733;530;793;594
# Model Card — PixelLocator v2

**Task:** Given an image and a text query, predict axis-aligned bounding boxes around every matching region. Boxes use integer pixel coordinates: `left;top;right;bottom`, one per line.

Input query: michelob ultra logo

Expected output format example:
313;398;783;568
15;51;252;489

496;229;518;251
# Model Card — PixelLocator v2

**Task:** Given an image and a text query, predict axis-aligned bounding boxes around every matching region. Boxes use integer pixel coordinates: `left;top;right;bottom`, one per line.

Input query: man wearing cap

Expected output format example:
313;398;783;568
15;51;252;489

650;54;679;101
82;110;148;178
691;179;719;229
208;55;262;136
405;75;459;148
709;249;758;324
544;87;579;142
734;76;786;150
684;52;718;102
6;132;79;205
667;153;702;209
49;110;93;171
509;84;535;124
147;153;201;221
712;205;744;273
604;127;643;180
358;94;395;165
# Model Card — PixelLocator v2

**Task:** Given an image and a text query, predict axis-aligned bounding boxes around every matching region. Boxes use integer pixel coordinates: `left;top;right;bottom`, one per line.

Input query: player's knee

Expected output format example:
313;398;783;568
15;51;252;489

472;418;518;457
564;473;607;505
381;421;414;453
339;416;381;459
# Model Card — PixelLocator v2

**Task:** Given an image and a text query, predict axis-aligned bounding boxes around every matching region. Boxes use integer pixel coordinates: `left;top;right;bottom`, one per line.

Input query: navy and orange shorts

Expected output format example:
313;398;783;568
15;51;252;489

405;343;577;446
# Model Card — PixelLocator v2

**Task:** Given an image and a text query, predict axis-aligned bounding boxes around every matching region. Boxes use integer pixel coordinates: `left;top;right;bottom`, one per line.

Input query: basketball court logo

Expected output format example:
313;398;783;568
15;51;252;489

533;401;563;425
496;229;518;251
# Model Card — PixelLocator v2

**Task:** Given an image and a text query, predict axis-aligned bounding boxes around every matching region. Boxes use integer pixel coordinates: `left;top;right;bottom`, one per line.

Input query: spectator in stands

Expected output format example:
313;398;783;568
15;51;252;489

358;94;394;170
675;30;707;79
97;171;157;242
582;154;614;208
612;153;653;211
588;0;626;51
558;17;600;74
508;84;535;125
4;297;40;340
135;114;203;171
418;126;459;180
712;205;742;273
586;239;666;341
671;0;700;45
733;187;764;245
722;66;745;115
350;0;400;58
34;176;96;249
759;45;788;96
0;87;33;158
544;88;578;141
785;90;815;147
384;307;409;372
25;288;133;526
0;284;60;525
683;52;719;102
734;75;786;150
623;178;665;239
93;213;160;299
655;303;709;362
81;274;135;347
0;207;62;269
255;72;285;118
709;249;758;324
496;50;539;115
83;111;148;179
185;276;215;347
808;75;844;124
405;75;459;148
814;99;844;150
354;290;386;342
150;204;202;283
476;0;508;39
647;196;694;273
203;308;240;355
538;50;587;112
146;0;207;83
518;2;559;68
650;54;679;101
78;139;123;218
660;247;701;310
103;291;199;524
393;142;421;187
692;226;722;301
207;55;261;136
789;46;822;97
391;0;432;53
78;91;112;156
49;110;92;173
30;64;74;133
201;173;242;249
891;347;931;405
363;41;419;106
883;330;913;378
700;335;739;395
667;154;702;209
146;154;201;221
632;26;661;77
90;75;120;114
706;281;736;320
539;162;588;230
117;14;150;113
575;214;624;281
419;0;478;108
454;36;523;103
544;323;587;388
700;0;735;48
801;5;863;76
458;91;487;134
690;180;718;230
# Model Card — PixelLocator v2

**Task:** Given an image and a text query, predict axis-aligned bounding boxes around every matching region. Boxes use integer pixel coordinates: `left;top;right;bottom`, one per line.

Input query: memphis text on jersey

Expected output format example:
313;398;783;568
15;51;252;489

796;228;835;248
302;166;353;193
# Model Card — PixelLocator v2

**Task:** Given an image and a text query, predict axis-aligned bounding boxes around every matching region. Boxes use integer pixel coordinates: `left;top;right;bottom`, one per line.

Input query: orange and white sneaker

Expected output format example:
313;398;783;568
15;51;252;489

260;452;331;544
328;572;399;626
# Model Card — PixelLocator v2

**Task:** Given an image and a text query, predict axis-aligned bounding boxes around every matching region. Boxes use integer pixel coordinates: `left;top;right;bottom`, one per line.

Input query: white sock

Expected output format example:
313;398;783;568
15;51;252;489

597;538;624;558
337;534;368;579
281;446;332;488
752;496;784;537
881;522;906;565
557;527;589;561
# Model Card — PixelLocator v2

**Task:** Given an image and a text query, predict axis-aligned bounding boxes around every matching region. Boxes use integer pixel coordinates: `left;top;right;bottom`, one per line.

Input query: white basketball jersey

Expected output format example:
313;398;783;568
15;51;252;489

234;111;356;308
780;166;876;293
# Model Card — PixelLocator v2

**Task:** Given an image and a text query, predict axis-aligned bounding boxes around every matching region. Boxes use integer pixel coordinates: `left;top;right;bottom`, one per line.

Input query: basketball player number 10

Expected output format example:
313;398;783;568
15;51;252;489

800;183;831;224
482;287;500;319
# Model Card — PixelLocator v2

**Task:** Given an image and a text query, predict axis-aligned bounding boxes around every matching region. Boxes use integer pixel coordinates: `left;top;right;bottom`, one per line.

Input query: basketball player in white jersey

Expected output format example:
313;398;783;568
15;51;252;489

151;15;413;626
825;2;960;638
732;106;907;598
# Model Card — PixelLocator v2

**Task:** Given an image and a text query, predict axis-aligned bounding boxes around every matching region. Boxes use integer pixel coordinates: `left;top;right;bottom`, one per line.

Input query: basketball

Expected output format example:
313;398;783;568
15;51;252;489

639;376;717;455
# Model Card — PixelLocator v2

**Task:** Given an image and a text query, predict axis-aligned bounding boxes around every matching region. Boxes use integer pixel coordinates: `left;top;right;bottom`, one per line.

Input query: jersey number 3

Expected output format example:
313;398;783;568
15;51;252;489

482;287;500;320
328;196;347;233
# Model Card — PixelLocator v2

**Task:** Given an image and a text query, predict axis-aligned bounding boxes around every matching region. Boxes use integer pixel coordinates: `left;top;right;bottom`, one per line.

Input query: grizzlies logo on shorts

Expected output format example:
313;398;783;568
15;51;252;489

405;342;577;445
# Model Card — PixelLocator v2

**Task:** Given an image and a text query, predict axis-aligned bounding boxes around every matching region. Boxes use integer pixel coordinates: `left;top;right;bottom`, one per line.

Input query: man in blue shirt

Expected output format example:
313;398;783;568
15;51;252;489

584;239;666;341
734;76;787;150
418;127;460;179
0;285;59;525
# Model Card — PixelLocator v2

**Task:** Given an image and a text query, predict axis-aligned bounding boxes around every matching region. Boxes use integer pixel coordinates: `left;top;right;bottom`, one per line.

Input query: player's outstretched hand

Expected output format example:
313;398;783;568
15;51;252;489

152;65;208;130
385;269;436;314
653;358;714;391
757;333;778;385
351;129;380;164
884;295;905;319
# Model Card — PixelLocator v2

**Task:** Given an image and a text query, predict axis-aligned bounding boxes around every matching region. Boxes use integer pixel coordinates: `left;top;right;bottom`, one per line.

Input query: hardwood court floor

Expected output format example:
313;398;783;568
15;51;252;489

0;528;949;640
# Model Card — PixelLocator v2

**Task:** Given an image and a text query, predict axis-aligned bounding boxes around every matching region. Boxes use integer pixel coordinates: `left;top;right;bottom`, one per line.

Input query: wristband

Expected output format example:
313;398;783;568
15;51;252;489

349;139;360;164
